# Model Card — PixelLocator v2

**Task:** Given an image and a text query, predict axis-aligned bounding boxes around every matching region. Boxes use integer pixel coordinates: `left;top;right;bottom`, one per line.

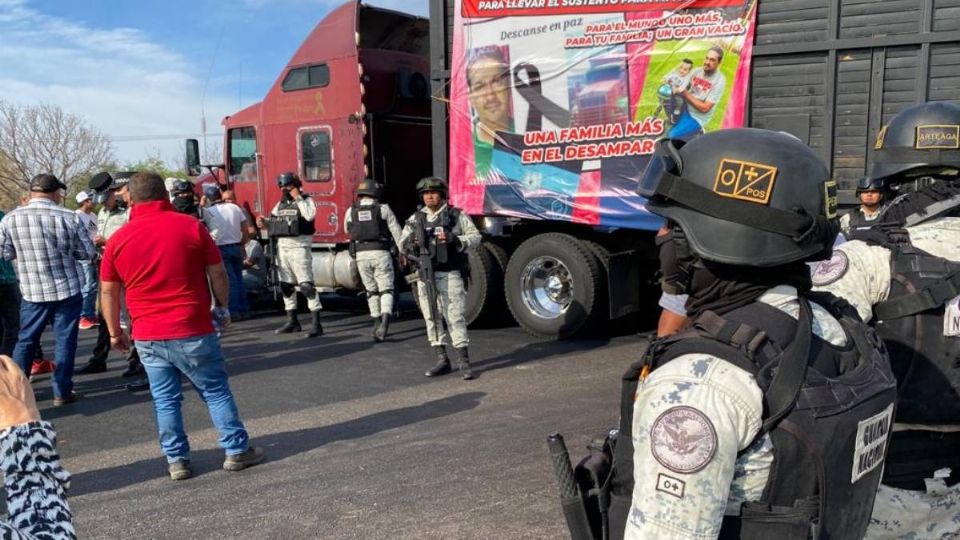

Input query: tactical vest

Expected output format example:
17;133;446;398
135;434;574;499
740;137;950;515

416;207;467;273
349;203;391;253
275;196;315;237
600;296;896;540
845;208;880;231
845;227;960;427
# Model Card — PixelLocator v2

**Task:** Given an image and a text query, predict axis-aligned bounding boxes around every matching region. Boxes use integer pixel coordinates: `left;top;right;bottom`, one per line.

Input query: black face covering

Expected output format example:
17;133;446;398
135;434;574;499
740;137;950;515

172;196;197;214
281;188;294;202
656;229;690;295
684;259;814;320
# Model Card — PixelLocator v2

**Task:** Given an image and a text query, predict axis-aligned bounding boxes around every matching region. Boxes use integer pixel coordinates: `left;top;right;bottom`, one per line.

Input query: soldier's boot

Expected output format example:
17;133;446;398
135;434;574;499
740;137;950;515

373;313;389;342
275;310;301;334
425;345;452;377
456;347;475;380
370;316;382;340
305;310;323;338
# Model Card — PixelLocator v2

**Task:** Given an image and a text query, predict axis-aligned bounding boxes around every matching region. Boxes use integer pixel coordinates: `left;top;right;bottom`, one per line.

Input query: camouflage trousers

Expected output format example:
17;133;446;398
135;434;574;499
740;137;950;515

277;241;321;312
865;481;960;539
356;250;395;317
416;270;468;349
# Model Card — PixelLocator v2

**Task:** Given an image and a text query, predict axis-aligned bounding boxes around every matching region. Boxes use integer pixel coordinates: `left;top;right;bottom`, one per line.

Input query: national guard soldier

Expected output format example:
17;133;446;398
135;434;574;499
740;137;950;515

400;177;481;380
261;172;323;338
811;101;960;539
601;129;895;540
75;172;148;391
170;180;201;218
343;179;402;342
839;177;886;236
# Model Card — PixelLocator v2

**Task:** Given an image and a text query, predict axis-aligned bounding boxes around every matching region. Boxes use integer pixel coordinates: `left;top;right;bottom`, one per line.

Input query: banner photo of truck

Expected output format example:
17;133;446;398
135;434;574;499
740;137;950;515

448;0;758;229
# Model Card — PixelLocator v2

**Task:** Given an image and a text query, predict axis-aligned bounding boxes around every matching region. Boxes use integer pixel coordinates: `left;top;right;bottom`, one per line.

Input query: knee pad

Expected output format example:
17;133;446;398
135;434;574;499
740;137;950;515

279;282;296;298
299;282;317;298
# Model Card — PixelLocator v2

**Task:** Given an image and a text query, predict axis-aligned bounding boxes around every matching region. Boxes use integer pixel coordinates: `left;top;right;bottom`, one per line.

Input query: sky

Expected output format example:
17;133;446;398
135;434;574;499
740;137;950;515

0;0;428;167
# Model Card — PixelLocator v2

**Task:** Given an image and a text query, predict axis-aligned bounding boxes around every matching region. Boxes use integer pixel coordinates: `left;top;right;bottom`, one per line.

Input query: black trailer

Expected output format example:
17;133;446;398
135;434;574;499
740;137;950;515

428;0;960;338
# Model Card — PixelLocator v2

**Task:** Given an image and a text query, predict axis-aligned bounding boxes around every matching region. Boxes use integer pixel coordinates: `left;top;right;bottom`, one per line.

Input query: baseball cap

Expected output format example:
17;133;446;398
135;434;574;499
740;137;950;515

203;184;222;200
29;174;67;193
109;171;135;190
75;190;92;204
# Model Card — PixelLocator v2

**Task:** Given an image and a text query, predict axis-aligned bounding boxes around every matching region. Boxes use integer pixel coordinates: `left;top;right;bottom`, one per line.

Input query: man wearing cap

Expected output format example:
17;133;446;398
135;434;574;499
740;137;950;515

202;184;251;320
0;174;96;406
75;190;99;329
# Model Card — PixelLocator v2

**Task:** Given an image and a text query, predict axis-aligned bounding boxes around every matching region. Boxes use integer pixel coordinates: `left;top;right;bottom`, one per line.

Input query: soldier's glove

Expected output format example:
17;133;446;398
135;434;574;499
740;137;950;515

449;235;463;251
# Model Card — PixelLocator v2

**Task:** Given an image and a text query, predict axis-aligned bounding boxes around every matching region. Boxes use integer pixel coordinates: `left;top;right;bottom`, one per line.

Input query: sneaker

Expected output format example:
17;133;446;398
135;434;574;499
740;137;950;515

78;316;100;330
30;359;55;377
53;391;82;406
223;446;265;471
121;362;144;378
125;379;150;392
168;460;192;481
75;361;107;375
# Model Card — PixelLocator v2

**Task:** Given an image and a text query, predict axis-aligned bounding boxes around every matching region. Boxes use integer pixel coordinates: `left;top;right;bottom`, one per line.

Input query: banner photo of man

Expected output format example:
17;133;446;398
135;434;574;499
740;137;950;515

449;0;759;231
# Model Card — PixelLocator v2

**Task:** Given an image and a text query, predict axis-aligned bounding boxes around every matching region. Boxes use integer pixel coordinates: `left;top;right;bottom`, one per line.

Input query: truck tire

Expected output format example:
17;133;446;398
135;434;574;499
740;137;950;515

505;233;603;339
464;242;509;327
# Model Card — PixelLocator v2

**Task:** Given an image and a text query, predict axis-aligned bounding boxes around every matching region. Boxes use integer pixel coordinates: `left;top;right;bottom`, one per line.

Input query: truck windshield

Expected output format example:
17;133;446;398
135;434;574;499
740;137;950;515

228;127;257;183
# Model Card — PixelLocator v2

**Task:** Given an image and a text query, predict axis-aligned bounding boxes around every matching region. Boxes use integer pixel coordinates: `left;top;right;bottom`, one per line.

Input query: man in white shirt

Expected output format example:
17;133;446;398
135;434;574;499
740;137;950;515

75;190;99;329
202;185;251;320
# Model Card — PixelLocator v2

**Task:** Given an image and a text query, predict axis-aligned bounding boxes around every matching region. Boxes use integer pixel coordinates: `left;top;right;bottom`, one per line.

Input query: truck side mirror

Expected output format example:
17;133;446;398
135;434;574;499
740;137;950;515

185;139;201;177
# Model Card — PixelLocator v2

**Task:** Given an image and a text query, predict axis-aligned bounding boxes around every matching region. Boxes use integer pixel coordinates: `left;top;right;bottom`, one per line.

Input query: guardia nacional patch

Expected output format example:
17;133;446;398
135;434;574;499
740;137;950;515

650;406;717;474
812;250;849;286
915;125;960;150
712;158;777;205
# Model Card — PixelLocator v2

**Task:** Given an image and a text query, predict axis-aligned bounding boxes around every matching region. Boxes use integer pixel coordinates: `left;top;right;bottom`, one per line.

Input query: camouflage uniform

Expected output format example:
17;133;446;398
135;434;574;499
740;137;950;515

812;216;960;539
399;204;481;348
343;197;402;318
269;197;321;312
626;286;849;539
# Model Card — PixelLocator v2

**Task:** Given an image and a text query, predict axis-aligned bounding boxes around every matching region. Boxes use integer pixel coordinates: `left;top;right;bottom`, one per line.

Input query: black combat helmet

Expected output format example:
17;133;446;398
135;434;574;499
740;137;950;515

638;128;838;266
416;176;448;196
869;101;960;183
277;172;301;188
172;180;194;195
856;177;884;193
356;178;382;199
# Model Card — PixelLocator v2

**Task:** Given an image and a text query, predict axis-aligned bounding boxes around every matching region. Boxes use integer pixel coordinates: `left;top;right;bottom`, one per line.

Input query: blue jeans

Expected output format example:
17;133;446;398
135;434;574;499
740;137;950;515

13;294;81;398
79;260;98;318
219;244;249;315
135;333;249;463
667;109;705;140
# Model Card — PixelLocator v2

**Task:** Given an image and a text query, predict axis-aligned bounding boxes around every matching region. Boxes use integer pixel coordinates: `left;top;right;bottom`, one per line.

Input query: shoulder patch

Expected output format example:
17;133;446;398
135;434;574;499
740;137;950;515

650;406;717;474
812;250;849;286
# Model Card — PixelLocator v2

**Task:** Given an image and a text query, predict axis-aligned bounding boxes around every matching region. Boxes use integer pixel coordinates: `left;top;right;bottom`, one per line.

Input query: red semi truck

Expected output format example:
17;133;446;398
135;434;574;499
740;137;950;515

187;0;662;340
187;0;955;339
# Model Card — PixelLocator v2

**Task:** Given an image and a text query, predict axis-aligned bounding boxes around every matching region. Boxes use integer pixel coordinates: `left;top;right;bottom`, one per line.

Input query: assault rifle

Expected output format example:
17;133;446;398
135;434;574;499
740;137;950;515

267;235;280;301
405;214;443;340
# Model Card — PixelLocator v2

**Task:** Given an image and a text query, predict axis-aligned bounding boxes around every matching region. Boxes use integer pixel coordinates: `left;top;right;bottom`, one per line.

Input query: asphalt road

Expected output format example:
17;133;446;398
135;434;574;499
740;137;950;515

25;296;650;539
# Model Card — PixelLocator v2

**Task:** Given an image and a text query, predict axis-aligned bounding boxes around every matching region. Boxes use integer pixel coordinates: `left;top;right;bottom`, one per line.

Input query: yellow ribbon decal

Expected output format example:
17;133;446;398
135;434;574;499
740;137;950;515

314;91;325;116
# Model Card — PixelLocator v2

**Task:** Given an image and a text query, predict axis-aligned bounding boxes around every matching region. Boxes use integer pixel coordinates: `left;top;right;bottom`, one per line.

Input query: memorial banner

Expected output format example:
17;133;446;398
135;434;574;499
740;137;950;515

448;0;758;230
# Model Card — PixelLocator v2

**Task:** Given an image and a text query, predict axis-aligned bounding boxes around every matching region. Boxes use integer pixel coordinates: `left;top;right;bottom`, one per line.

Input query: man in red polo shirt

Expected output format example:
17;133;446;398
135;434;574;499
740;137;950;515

99;172;264;481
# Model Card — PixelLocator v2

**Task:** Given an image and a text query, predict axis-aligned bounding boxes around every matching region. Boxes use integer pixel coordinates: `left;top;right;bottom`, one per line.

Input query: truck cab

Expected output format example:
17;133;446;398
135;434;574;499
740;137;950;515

189;2;432;291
